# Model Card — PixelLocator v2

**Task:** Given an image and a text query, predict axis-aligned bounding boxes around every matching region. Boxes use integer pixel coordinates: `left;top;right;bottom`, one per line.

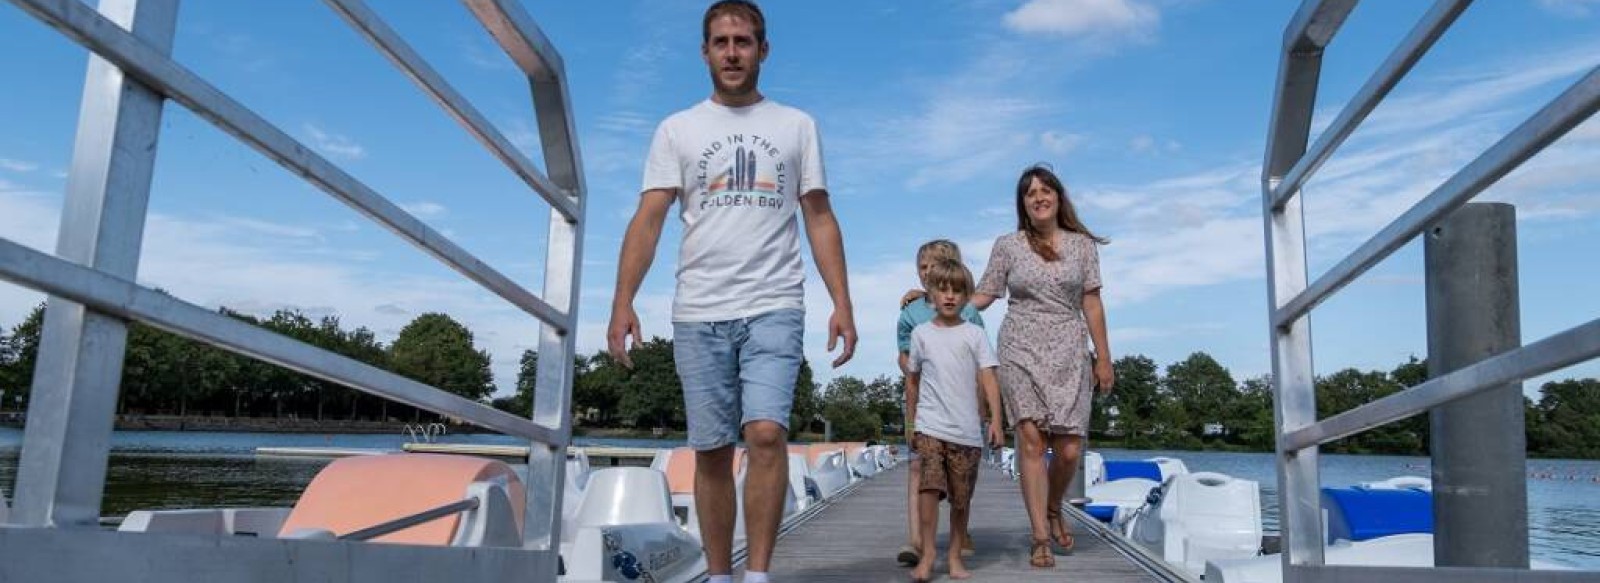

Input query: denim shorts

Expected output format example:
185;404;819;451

673;308;805;451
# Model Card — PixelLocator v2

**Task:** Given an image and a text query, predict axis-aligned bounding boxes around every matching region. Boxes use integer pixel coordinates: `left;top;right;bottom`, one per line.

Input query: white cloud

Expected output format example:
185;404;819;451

214;216;323;241
1127;134;1182;155
1130;134;1156;153
595;111;657;136
1040;131;1088;155
978;206;1012;219
400;201;447;218
0;187;63;329
0;158;39;173
1003;0;1160;49
303;123;367;161
1536;0;1600;17
461;36;511;71
842;63;1057;191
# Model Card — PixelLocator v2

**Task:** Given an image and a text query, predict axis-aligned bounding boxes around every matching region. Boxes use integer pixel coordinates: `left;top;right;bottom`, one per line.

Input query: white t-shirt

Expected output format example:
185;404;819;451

907;321;998;448
641;98;827;322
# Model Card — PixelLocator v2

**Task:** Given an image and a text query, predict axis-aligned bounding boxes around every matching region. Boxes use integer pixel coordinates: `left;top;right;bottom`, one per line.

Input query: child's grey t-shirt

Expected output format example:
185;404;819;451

907;321;999;448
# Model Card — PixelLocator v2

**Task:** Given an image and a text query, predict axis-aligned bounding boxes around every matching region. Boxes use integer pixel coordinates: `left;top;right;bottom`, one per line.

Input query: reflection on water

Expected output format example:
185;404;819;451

98;453;326;514
1534;506;1600;567
1;429;1596;569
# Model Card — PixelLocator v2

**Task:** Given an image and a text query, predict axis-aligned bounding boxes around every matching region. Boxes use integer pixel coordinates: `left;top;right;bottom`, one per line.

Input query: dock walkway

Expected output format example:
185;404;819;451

759;465;1161;582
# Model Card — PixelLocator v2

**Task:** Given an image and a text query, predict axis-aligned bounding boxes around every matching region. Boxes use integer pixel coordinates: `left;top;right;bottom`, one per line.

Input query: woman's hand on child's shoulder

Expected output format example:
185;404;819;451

900;289;925;309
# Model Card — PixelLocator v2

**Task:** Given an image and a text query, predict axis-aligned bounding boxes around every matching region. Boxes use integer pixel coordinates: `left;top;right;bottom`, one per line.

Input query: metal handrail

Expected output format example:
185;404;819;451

321;0;578;222
1263;0;1599;580
0;0;583;577
1268;0;1470;211
8;0;572;334
1273;67;1600;329
340;498;481;542
1282;316;1600;452
0;238;554;442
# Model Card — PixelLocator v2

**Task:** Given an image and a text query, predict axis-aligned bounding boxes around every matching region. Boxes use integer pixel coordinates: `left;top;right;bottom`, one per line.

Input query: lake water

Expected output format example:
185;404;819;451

1;428;1595;569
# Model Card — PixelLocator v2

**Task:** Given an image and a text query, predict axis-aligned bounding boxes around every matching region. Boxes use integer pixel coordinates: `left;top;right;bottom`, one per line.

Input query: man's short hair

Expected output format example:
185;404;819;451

924;258;974;296
703;0;766;44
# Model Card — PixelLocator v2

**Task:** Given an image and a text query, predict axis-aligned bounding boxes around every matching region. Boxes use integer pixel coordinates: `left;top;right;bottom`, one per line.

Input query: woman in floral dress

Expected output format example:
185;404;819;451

974;164;1114;568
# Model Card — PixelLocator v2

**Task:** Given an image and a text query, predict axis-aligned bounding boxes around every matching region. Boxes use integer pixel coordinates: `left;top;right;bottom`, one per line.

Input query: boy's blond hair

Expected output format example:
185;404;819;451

924;258;974;297
916;239;962;264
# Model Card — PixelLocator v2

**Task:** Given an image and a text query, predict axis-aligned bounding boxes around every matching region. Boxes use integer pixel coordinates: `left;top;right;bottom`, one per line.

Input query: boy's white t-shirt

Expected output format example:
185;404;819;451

641;98;827;323
907;320;998;448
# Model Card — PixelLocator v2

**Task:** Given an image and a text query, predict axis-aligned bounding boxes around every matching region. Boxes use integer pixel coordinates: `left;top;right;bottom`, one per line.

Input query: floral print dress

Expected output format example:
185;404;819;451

976;230;1101;435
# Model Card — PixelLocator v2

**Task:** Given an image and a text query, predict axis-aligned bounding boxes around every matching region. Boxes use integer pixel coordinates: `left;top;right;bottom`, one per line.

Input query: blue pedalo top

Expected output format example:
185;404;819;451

1320;486;1434;543
1103;460;1163;482
1085;504;1119;523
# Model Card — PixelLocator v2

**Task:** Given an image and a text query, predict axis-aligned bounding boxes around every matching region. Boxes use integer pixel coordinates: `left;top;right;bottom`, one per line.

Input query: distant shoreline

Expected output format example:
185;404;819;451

2;415;1587;460
0;413;451;435
0;413;695;439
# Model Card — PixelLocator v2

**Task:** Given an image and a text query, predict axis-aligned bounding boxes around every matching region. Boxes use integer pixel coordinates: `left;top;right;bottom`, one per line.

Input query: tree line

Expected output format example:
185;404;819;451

1092;353;1600;460
3;305;1598;458
0;303;493;422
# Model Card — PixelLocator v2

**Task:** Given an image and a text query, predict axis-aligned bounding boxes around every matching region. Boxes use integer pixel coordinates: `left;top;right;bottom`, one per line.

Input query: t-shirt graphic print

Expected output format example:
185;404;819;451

643;99;827;322
703;140;786;211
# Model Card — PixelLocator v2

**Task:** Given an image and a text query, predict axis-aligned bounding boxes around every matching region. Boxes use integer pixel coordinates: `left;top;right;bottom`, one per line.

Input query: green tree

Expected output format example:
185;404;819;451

1390;356;1427;387
1387;356;1431;453
1230;375;1276;450
1164;352;1238;440
389;313;494;402
790;359;820;434
1316;368;1420;454
573;350;624;425
1100;355;1161;446
863;375;903;434
1528;378;1600;459
0;304;45;410
821;375;880;441
0;324;12;407
617;337;683;429
493;350;539;417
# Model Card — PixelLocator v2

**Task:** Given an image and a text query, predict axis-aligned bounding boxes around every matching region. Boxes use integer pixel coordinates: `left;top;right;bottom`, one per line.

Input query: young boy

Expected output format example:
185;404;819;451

905;258;1004;582
896;240;984;566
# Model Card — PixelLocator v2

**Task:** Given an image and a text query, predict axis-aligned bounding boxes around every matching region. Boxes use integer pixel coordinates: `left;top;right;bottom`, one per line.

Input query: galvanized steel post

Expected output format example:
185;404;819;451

1424;202;1530;568
10;0;177;528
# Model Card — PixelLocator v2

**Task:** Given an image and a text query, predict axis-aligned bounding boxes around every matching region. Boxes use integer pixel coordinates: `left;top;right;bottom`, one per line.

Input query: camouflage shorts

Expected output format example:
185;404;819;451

913;433;981;510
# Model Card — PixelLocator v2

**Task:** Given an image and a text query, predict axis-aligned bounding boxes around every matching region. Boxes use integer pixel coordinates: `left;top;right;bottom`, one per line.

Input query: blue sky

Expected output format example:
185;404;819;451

1;0;1597;401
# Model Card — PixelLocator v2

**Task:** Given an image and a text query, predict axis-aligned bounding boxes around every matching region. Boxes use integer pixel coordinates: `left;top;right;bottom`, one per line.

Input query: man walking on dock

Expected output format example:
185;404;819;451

607;2;857;581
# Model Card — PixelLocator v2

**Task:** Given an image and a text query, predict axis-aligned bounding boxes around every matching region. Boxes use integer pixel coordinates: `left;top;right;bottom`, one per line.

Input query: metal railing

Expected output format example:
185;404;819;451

1262;1;1598;581
0;0;583;580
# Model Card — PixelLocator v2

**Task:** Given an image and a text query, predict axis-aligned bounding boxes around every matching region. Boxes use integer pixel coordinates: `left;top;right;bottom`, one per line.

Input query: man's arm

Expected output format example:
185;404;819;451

607;189;675;368
800;191;856;367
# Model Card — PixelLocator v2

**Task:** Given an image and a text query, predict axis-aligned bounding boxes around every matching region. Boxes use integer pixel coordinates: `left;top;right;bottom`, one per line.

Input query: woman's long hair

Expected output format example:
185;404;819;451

1015;164;1107;262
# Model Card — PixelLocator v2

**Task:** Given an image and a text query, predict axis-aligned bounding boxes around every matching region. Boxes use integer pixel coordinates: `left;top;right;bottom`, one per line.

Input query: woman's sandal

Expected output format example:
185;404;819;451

1030;537;1056;568
1047;508;1077;555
